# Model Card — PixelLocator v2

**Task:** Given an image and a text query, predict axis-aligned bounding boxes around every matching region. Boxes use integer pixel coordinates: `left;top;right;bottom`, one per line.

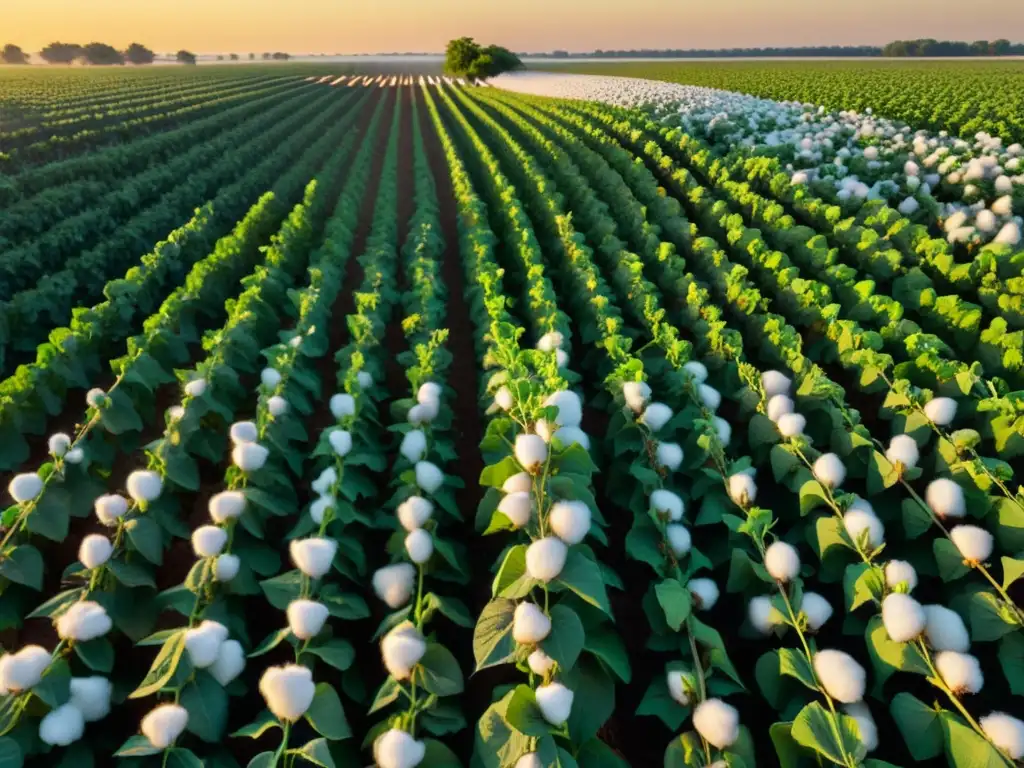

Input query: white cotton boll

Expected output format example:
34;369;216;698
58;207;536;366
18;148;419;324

622;381;652;412
417;382;442;405
142;704;188;749
86;388;107;408
801;592;833;631
885;560;918;591
545;390;583;427
926;478;965;518
397;497;433;532
94;494;129;526
192;525;227;557
184;379;207;397
408;399;440;426
976;209;998;234
259;664;316;722
184;620;228;668
267;396;289;417
328;429;353;458
167;406;186;423
713;417;731;446
764;541;800;582
536;682;574;726
515;434;548;474
666;524;691;557
935;651;984;694
415;461;444;494
78;534;112;570
357;371;374;390
381;623;426;680
209;490;246;523
924;396;957;426
666;668;694;705
497;491;532;528
261;368;282;389
845;702;878;752
534;419;555;443
48;432;72;458
898;197;920;216
64;447;84;465
209;639;245;686
555;348;569;368
749;596;775;634
553;426;590;451
863;146;879;161
399;429;426;463
762;370;792;398
767;395;794;422
126;470;162;503
0;646;51;693
373;563;416;608
882;593;926;642
214;553;240;582
549;500;591;545
330;393;355;420
494;386;514;411
290;537;337;579
515;755;543;768
683;360;709;383
993;195;1014;217
777;413;807;438
374;729;426;768
980;713;1024;759
312;467;337;496
513;602;552;644
230;420;258;444
502;472;532;494
651;489;685;522
813;453;846;488
39;703;85;747
404;529;434;564
727;473;758;507
656;442;684;471
843;507;885;549
287;600;329;640
886;435;919;468
536;331;564;353
995;221;1022;246
528;649;556;676
950;525;993;563
813;649;866;703
640;403;673;432
689;578;719;610
526;537;568;582
232;442;269;472
8;473;43;503
698;384;721;411
69;677;112;722
923;605;970;652
693;699;740;749
57;601;111;642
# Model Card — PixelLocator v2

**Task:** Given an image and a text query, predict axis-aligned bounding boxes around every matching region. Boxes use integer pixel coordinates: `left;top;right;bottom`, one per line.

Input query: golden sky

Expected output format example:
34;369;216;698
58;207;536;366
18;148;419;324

6;0;1024;54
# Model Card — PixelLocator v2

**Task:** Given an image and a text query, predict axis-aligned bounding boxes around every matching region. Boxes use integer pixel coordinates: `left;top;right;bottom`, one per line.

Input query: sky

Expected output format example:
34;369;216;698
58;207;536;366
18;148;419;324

6;0;1024;54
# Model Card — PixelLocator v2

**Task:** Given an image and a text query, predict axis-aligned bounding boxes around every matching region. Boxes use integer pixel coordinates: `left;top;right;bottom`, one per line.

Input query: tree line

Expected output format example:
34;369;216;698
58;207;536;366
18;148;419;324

534;39;1024;58
0;44;293;66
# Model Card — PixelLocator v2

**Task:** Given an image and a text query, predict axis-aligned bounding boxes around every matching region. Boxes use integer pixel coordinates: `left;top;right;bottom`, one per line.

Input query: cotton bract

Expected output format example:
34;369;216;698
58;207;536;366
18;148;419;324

184;620;228;668
8;473;43;503
650;489;684;522
290;537;337;579
728;473;757;507
209;490;246;523
79;534;112;569
924;396;957;426
513;602;552;644
688;578;719;610
882;593;926;642
656;442;683;471
526;537;568;582
381;623;426;680
398;496;433;532
926;478;965;518
980;712;1024;760
641;403;673;432
141;704;188;749
233;442;269;472
126;470;162;503
886;434;919;469
287;600;329;640
405;529;434;564
536;682;573;725
549;500;591;545
693;698;740;749
259;664;316;721
935;651;984;694
764;541;800;582
498;491;532;528
57;601;111;641
399;429;426;462
813;649;866;703
414;461;444;494
923;604;970;652
374;728;426;768
813;453;846;488
69;676;112;722
210;640;246;686
192;525;227;557
373;563;416;608
950;524;993;563
515;434;547;473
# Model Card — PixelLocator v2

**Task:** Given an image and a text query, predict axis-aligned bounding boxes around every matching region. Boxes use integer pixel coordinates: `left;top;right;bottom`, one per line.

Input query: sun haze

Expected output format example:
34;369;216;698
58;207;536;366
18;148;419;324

5;0;1024;54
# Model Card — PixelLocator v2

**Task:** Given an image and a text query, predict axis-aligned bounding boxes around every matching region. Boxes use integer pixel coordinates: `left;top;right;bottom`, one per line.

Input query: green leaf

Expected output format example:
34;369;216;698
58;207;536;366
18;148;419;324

799;479;830;515
769;722;807;768
473;598;516;671
941;710;1008;768
305;683;350;740
182;671;228;742
246;752;276;768
814;516;849;562
0;546;43;589
967;590;1018;641
130;630;186;698
1002;556;1024;589
126;516;164;565
27;587;84;620
305;638;354;671
32;658;70;708
231;710;280;739
564;656;615;744
554;550;610;614
114;734;162;757
933;538;970;582
0;738;21;768
259;570;304;609
166;748;204;768
901;498;933;539
418;643;464;696
582;625;631;683
422;593;474;628
164;449;200;491
557;443;598;476
654;579;691;631
27;486;70;541
777;648;817;692
791;701;865;765
637;673;687;731
420;739;461;767
369;677;403;715
748;413;781;448
843;562;884;611
770;444;801;482
504;685;550;737
250;627;292;658
107;558;156;588
291;738;334;768
889;692;942;761
866;615;928;677
74;638;114;673
726;548;772;592
493;545;533;599
101;388;143;434
479;456;520;488
540;604;585;671
866;450;900;495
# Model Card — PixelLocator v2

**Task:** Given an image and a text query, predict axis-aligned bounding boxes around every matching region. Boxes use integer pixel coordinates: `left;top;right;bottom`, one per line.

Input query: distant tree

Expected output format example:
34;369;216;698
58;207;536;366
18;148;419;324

270;52;290;60
176;49;197;65
124;42;155;65
992;38;1012;55
217;54;224;61
1;44;29;64
262;52;271;60
229;53;240;61
444;37;481;75
83;42;125;65
249;52;255;60
444;37;522;80
40;41;83;64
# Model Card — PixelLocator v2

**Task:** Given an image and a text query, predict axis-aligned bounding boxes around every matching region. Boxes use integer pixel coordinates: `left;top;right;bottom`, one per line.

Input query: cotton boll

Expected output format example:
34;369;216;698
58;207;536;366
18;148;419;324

381;623;426;680
992;195;1014;217
399;429;426;463
192;525;227;557
209;490;246;523
330;393;355;420
549;500;591;545
515;434;548;474
230;420;258;444
885;560;918;591
184;379;207;398
209;640;245;686
57;601;111;642
357;371;374;390
764;541;800;581
8;473;43;503
553;426;590;452
38;702;85;747
845;702;878;752
259;664;316;722
886;435;919;469
515;755;543;768
232;442;269;472
0;645;51;693
650;489;685;522
526;537;568;582
142;704;188;749
898;197;920;216
762;370;792;398
843;507;885;549
641;403;674;432
64;447;84;465
622;381;652;412
536;682;574;726
397;496;433;532
287;600;329;640
995;221;1022;246
924;396;957;426
502;472;532;494
666;524;691;557
408;400;439;426
801;592;833;631
405;529;434;564
713;417;731;446
727;473;758;507
689;578;719;610
373;563;416;608
692;698;740;749
555;349;569;368
184;620;228;668
666;668;694;705
767;395;794;422
417;382;442;405
528;649;555;676
813;453;846;488
167;406;186;423
950;525;993;563
683;360;709;383
534;419;555;443
882;593;926;642
329;429;353;458
494;386;514;411
374;728;426;768
261;368;282;389
312;467;337;496
926;478;965;519
415;461;444;494
536;331;564;353
698;384;721;411
976;209;998;234
980;712;1024;760
69;677;112;722
513;602;552;644
214;553;240;582
656;442;684;471
777;413;807;438
290;537;337;579
497;491;532;528
48;432;72;458
267;396;289;417
126;470;162;503
923;605;970;652
78;534;113;570
813;649;866;703
545;390;583;427
86;388;107;408
748;596;776;634
935;651;984;695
